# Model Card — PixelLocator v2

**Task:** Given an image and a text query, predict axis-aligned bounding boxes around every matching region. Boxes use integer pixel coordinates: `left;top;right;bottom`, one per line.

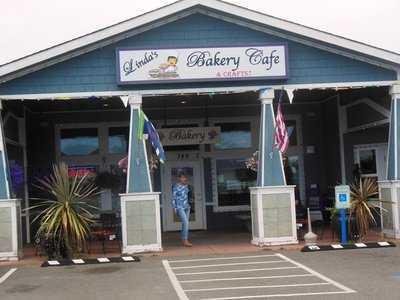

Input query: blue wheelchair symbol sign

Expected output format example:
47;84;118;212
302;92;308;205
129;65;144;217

339;194;347;202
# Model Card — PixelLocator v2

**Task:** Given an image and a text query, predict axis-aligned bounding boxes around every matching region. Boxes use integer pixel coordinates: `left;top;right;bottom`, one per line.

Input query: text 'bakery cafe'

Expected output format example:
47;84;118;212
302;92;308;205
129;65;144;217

0;0;400;259
118;45;286;83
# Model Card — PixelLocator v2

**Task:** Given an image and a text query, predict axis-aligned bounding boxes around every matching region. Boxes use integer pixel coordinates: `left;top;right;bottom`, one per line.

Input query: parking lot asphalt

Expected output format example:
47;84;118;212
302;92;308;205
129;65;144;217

0;257;177;300
0;267;10;277
0;247;400;300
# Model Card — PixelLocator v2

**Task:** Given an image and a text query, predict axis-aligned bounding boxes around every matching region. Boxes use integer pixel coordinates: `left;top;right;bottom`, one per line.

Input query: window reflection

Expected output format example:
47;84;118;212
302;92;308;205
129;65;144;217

108;127;129;154
285;155;300;200
359;149;377;174
215;122;251;150
216;158;256;207
60;128;99;156
286;120;297;146
4;116;19;143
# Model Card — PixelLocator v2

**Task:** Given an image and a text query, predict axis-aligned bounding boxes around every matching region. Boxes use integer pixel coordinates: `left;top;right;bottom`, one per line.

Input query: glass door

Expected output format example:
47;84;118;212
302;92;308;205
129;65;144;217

56;123;129;214
162;161;205;231
354;144;387;181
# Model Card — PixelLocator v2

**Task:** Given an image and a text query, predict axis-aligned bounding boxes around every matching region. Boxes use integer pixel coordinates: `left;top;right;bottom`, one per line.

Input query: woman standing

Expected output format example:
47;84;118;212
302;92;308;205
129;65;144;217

172;172;193;247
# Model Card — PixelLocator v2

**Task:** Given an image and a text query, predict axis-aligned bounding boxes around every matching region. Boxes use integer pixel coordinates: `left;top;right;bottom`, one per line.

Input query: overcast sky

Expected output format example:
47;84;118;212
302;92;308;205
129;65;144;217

1;0;399;65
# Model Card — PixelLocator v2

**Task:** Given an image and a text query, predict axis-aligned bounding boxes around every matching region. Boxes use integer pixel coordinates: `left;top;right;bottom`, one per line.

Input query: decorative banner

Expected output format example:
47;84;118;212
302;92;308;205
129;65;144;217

158;127;221;146
116;45;288;84
285;88;295;103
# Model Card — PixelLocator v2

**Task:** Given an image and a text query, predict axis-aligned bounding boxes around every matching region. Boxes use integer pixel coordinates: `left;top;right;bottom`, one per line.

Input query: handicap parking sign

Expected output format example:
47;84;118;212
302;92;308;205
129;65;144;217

339;193;347;202
335;185;350;209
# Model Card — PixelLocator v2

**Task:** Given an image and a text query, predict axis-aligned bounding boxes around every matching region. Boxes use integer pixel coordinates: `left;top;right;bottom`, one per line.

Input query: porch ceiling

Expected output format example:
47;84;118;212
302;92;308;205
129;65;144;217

2;86;389;114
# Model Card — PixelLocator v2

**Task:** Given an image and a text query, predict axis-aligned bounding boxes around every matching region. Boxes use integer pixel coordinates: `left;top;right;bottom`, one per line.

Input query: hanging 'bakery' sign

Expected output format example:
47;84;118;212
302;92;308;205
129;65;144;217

158;127;220;146
116;45;288;84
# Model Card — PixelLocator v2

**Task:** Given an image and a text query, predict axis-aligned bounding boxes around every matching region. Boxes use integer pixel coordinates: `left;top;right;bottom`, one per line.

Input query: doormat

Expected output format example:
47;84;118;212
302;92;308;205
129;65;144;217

41;256;140;267
301;241;396;252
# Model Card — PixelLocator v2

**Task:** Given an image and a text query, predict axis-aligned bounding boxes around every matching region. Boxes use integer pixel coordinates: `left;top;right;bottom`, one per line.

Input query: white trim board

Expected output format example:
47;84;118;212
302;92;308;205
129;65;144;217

0;0;399;83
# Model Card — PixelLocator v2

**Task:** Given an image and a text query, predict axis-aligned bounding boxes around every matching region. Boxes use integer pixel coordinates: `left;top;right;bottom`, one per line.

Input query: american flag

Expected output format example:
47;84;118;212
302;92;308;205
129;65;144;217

274;94;289;153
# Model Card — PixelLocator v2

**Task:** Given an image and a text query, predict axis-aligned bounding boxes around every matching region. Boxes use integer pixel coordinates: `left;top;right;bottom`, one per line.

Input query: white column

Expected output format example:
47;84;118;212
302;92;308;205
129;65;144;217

379;83;400;238
0;101;22;260
120;94;162;254
250;89;298;247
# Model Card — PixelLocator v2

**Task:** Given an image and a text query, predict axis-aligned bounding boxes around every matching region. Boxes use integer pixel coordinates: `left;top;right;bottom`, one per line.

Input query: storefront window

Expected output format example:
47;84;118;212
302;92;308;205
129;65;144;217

4;115;19;143
108;127;129;154
286;120;297;146
359;149;377;174
214;122;251;150
216;158;256;207
60;128;99;156
6;143;25;199
285;155;301;200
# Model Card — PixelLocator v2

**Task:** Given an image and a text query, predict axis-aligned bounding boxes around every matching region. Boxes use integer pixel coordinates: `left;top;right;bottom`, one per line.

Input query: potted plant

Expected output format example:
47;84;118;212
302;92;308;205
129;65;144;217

349;177;382;241
31;162;98;259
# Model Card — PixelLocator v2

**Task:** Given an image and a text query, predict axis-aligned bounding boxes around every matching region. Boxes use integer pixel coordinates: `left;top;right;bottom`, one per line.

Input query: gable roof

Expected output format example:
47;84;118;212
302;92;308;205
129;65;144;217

1;0;399;84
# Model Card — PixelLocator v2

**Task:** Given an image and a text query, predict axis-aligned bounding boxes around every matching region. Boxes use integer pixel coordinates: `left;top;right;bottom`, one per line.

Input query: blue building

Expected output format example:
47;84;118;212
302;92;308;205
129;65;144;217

0;0;399;258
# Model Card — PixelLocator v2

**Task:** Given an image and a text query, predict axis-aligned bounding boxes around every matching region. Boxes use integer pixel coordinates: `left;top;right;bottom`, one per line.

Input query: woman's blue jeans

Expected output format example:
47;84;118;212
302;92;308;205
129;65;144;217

176;207;190;240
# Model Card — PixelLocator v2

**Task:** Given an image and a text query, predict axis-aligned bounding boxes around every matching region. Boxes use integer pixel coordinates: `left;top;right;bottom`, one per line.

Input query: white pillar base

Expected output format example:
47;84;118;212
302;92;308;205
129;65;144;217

120;192;162;254
250;186;298;247
0;199;22;260
378;180;400;239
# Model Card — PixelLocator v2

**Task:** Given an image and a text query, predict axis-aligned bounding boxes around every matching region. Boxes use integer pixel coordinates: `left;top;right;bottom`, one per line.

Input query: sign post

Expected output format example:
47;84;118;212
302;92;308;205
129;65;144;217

335;185;351;244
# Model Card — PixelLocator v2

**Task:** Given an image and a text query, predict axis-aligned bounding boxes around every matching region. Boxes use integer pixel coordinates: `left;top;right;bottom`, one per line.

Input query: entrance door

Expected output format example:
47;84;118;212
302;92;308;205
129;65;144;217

162;161;205;231
354;144;388;181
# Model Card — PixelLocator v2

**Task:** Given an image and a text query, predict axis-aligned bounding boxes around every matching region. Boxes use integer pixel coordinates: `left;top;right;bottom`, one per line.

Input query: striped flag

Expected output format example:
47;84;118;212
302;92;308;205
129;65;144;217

118;109;166;171
143;120;166;163
274;93;289;153
137;109;166;163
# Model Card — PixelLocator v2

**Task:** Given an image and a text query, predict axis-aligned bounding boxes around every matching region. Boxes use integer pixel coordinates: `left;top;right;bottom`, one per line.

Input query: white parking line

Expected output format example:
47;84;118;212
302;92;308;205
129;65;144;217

180;273;314;283
175;266;299;276
200;291;357;300
275;253;356;293
184;282;330;292
164;253;357;300
171;260;285;269
168;254;277;263
162;260;188;300
0;268;17;284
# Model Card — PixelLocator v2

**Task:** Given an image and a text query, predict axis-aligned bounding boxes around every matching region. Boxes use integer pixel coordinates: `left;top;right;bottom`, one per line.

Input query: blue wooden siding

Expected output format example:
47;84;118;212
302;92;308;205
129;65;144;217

0;14;396;95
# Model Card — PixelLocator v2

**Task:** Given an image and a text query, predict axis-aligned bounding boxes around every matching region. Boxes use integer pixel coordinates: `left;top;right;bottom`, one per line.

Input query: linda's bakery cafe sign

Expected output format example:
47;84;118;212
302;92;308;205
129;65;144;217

116;44;288;84
158;127;221;146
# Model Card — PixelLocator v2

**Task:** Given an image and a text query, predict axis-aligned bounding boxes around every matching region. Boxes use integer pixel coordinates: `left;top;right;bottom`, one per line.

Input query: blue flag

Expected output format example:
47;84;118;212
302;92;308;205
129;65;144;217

143;119;166;163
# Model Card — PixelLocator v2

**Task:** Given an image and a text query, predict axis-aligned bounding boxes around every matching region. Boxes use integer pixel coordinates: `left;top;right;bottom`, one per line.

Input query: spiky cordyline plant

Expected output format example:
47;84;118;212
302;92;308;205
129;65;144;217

31;163;98;257
349;177;380;241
